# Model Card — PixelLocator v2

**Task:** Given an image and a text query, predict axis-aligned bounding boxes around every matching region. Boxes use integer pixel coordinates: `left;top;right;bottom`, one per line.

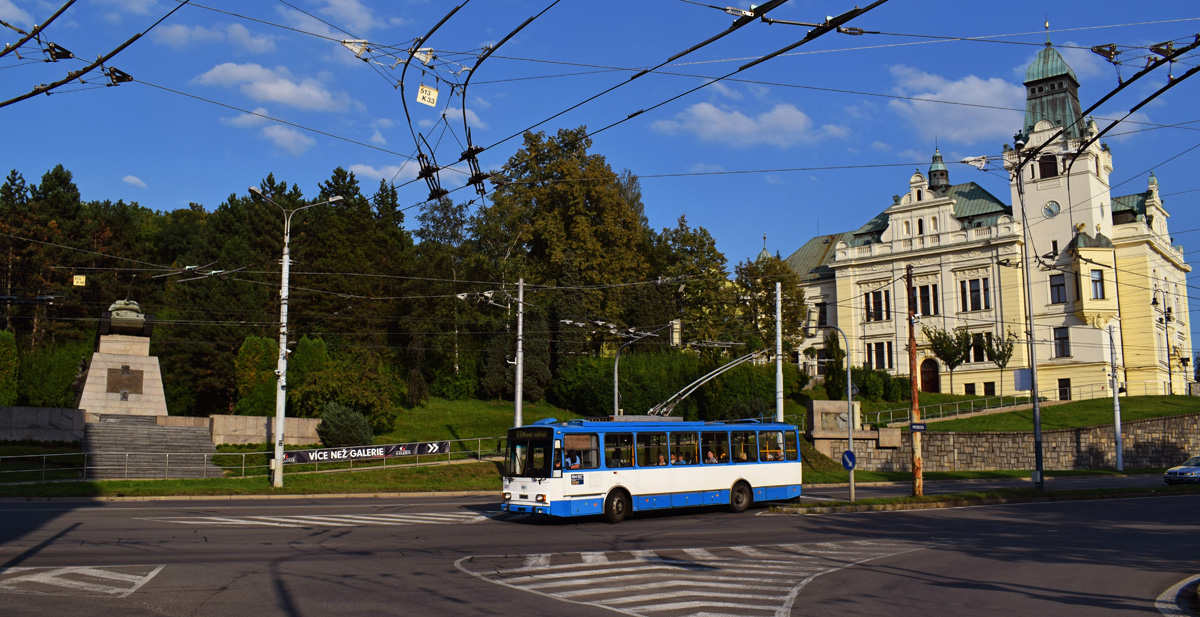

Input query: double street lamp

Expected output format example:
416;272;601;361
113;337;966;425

248;186;343;488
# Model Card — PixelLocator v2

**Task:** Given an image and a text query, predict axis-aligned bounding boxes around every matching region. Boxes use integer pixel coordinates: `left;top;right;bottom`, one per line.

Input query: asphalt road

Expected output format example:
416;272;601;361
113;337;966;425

1;483;1197;616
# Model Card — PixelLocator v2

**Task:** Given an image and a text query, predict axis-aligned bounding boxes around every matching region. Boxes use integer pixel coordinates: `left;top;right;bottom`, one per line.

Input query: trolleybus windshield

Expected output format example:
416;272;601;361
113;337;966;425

507;427;553;478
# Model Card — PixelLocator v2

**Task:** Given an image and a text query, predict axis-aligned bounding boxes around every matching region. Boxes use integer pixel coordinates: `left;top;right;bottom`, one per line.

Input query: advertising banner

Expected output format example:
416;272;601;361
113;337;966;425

283;441;451;464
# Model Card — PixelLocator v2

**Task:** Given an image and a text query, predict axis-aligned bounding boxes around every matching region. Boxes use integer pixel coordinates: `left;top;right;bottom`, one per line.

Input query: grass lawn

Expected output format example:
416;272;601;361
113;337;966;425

921;395;1200;432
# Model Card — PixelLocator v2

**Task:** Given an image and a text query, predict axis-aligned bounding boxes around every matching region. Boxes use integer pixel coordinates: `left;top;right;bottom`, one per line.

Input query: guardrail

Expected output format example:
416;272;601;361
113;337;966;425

0;436;507;483
864;380;1172;426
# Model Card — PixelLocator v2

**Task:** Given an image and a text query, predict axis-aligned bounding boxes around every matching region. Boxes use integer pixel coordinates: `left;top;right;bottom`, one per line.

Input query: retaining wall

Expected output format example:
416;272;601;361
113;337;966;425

813;413;1200;472
0;407;85;442
210;415;321;446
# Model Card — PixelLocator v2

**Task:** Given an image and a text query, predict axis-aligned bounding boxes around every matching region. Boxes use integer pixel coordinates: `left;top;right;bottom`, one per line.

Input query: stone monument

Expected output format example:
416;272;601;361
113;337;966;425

74;300;167;417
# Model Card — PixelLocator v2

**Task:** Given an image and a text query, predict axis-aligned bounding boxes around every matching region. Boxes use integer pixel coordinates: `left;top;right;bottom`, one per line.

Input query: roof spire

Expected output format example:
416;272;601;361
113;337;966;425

1045;16;1051;46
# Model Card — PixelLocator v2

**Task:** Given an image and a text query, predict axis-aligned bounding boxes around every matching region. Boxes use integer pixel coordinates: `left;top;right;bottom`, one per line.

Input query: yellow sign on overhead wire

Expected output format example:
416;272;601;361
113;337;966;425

417;84;438;107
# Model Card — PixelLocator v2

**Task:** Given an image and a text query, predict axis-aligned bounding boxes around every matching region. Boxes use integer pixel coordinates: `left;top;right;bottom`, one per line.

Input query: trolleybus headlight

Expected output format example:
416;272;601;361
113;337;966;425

535;494;547;503
503;492;512;500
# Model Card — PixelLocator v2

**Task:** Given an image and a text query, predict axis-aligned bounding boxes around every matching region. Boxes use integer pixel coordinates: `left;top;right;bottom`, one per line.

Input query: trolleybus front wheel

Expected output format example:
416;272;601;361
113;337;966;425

604;489;630;524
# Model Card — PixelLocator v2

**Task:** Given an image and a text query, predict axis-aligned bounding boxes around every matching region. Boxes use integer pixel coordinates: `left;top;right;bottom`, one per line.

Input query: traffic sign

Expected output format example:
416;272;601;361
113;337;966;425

841;450;856;471
910;422;927;432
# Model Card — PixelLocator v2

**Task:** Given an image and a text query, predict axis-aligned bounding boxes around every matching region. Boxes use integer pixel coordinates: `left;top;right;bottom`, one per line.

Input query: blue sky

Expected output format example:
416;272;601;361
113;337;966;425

4;1;1200;338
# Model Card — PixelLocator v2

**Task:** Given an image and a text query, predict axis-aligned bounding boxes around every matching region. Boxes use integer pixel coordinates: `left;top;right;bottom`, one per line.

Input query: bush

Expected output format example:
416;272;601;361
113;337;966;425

18;341;90;407
316;402;373;447
887;375;911;402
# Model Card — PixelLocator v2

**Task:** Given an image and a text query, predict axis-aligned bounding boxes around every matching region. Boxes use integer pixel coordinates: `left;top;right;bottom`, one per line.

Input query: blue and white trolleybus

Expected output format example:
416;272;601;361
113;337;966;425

502;417;802;523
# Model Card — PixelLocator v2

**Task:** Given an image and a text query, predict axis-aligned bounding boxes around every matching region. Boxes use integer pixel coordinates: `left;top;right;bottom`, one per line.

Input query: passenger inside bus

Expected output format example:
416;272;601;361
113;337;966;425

656;453;667;466
704;450;717;464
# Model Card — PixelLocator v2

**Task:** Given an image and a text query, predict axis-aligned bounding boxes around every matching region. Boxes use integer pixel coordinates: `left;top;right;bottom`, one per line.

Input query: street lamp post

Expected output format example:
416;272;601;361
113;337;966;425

249;186;343;489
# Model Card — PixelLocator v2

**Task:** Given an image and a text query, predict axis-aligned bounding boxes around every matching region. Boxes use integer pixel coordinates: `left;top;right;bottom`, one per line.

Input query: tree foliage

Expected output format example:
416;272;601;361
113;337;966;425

822;330;847;400
316;402;373;447
922;325;972;392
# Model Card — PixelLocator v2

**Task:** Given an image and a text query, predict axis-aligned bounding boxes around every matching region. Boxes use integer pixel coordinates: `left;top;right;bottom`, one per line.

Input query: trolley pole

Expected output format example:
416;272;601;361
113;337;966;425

907;265;923;496
776;282;784;423
1109;326;1123;470
514;278;524;428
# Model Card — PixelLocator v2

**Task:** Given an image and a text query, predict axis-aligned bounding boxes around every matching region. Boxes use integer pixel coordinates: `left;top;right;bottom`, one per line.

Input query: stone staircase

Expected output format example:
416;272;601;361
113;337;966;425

83;415;224;480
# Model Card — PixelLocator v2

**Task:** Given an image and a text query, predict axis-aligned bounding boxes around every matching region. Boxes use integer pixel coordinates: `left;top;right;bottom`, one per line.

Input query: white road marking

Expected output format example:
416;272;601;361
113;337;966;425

457;540;941;617
141;511;487;528
0;565;164;598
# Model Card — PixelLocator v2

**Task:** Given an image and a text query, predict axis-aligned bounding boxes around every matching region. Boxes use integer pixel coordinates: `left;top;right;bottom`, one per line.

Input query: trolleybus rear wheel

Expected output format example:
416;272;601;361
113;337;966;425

604;489;629;524
729;482;752;513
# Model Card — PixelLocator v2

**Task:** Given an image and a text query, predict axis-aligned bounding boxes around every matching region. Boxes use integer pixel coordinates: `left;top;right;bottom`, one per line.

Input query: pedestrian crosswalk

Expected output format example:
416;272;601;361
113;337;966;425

457;540;938;617
142;511;493;528
0;565;163;597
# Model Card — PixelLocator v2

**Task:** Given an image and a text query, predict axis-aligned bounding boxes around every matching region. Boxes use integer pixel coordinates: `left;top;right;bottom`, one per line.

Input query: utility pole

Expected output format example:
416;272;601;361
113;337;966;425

514;278;524;428
1109;326;1123;470
1012;137;1046;490
907;265;923;496
776;282;784;423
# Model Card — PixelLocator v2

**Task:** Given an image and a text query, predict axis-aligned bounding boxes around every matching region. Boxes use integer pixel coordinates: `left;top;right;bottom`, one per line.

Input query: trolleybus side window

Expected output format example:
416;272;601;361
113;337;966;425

564;433;599;469
637;432;669;467
785;430;800;461
731;431;758;463
701;431;729;464
605;433;633;468
759;430;785;461
670;431;699;465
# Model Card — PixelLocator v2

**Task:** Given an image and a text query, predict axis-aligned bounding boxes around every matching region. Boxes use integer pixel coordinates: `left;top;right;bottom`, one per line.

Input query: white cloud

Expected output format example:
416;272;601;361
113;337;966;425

349;163;418;183
152;24;273;53
870;141;892;151
708;82;744;100
122;175;147;188
0;0;33;27
887;65;1025;145
262;125;315;155
651;102;847;148
1091;110;1152;142
318;0;379;34
194;63;357;112
152;24;224;49
97;0;157;15
689;163;726;174
220;107;271;127
226;23;276;53
370;130;386;145
442;107;488;130
374;118;395;129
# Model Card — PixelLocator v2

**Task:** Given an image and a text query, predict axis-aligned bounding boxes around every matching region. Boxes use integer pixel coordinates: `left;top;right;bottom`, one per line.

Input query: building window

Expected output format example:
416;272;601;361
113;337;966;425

903;221;911;236
1050;274;1067;304
866;342;893;370
930;217;938;233
1053;327;1070;358
816;302;828;327
984;382;996;396
916;284;939;317
1051;240;1058;255
970;333;987;363
1038;154;1058;179
964;383;976;395
959;278;991;312
917;219;924;235
864;289;891;322
1091;270;1105;299
816;348;827;376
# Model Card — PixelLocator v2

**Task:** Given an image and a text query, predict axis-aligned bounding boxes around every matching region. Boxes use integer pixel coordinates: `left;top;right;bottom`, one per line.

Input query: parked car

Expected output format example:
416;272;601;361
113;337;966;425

1164;456;1200;485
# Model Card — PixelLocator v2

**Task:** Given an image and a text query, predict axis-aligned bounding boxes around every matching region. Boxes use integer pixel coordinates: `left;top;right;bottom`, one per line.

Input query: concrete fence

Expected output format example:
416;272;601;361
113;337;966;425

812;412;1200;472
0;407;320;446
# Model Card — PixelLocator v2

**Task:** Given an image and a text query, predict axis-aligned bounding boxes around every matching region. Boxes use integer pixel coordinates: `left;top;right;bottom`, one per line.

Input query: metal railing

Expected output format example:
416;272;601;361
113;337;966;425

0;436;507;484
863;380;1172;427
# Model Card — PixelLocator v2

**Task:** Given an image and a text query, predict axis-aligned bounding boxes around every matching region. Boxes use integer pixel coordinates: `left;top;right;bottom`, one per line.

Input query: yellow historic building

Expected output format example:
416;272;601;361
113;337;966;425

785;44;1192;399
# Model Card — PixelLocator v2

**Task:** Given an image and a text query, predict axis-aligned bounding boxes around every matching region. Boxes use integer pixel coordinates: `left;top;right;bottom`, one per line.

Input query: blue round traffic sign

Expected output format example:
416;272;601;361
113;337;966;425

841;450;856;471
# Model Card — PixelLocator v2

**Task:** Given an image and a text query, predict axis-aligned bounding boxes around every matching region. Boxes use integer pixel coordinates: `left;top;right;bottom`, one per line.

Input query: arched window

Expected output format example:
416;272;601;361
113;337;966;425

916;189;923;201
917;219;925;235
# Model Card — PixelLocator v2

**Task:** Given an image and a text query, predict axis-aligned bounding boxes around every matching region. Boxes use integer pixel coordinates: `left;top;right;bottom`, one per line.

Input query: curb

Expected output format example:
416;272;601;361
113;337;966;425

0;490;498;503
771;487;1200;515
